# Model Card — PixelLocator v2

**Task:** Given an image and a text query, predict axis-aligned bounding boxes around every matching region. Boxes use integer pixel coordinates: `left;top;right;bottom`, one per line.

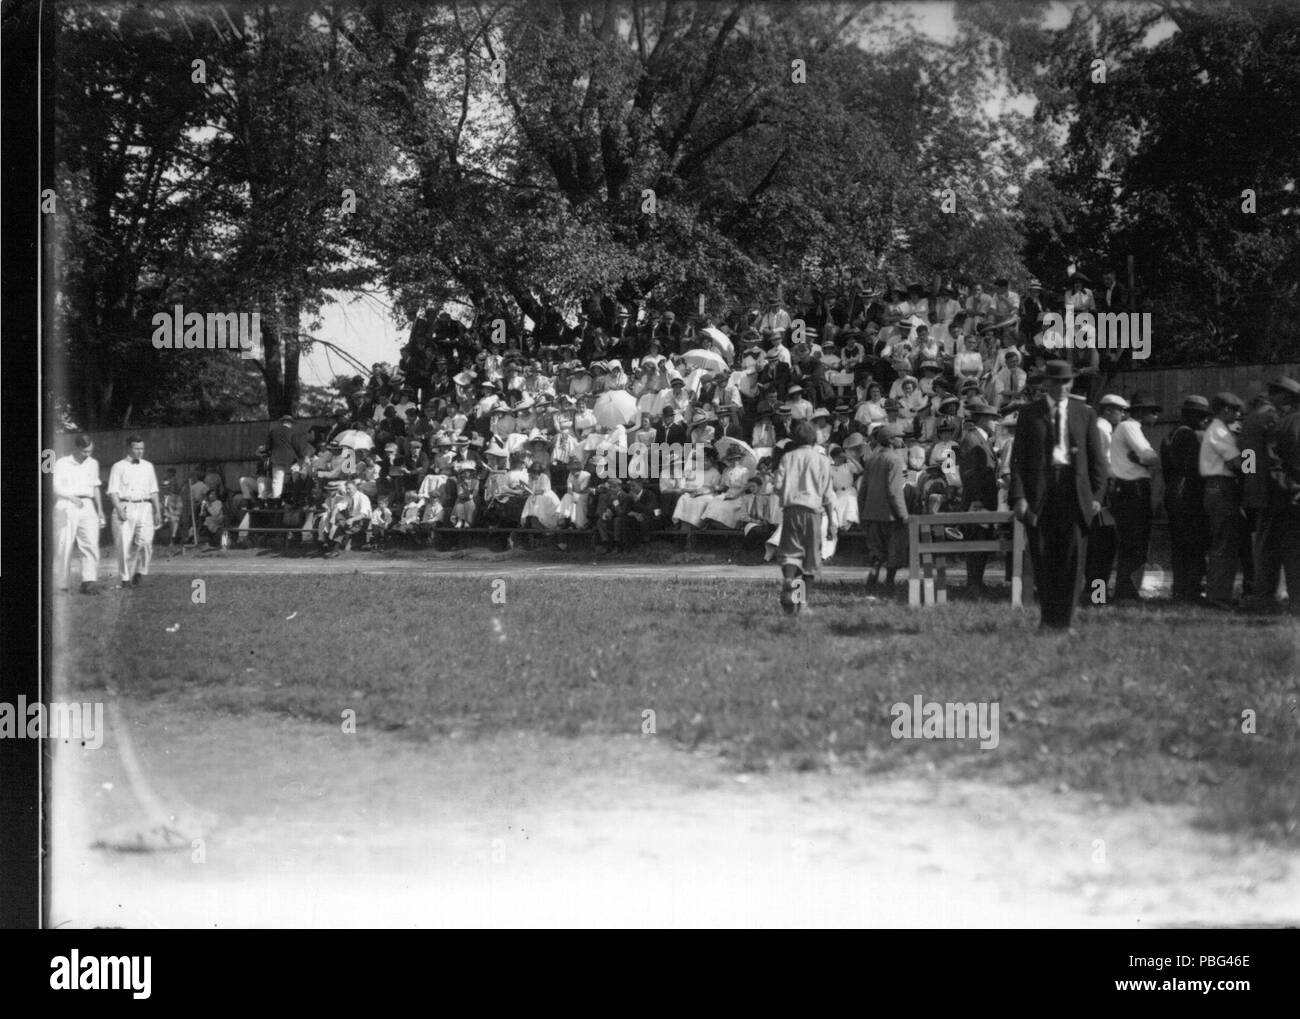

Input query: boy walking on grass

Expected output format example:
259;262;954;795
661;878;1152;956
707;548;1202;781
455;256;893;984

771;421;837;616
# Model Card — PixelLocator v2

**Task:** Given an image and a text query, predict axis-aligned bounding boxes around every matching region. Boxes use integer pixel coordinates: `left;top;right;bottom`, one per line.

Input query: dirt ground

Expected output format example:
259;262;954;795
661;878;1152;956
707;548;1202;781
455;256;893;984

49;696;1300;928
46;550;1296;928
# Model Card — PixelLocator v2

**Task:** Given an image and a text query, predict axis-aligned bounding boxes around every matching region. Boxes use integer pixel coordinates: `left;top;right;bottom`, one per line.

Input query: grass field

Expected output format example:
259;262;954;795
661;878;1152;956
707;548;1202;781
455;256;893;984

58;573;1300;845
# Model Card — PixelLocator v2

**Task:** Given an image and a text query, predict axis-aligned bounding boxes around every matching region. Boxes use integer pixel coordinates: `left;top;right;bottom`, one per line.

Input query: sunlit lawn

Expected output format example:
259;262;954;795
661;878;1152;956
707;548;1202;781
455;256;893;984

57;573;1300;843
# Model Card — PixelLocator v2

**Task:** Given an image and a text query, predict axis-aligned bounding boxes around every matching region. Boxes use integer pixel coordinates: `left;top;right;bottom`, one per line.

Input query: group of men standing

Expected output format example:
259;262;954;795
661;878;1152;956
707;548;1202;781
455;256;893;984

51;435;160;594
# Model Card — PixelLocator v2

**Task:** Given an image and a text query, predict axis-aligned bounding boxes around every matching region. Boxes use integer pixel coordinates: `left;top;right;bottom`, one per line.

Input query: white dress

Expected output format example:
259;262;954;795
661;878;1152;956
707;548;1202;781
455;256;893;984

671;466;722;526
521;473;561;528
558;471;591;527
701;465;754;528
830;462;861;529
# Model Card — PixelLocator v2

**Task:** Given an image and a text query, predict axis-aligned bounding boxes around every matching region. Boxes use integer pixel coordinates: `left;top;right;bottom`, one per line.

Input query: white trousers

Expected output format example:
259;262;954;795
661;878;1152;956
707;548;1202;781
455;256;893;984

113;502;155;581
55;497;100;584
270;465;287;497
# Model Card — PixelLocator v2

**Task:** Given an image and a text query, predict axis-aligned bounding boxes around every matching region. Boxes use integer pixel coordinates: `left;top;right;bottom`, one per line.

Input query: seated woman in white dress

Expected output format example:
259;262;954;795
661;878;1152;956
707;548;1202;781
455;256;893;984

828;445;862;532
854;382;888;428
520;463;561;530
557;457;592;528
700;448;754;529
740;459;782;533
671;448;723;534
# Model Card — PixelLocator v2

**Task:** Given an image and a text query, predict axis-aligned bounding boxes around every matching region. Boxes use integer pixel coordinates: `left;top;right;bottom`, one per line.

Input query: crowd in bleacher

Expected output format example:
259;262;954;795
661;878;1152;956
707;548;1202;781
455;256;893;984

151;271;1298;610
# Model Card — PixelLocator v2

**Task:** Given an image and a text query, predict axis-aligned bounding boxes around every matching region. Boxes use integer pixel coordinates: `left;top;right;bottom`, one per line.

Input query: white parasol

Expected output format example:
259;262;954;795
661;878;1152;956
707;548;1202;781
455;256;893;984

683;348;728;373
714;436;759;469
594;390;638;428
702;326;734;361
333;429;374;450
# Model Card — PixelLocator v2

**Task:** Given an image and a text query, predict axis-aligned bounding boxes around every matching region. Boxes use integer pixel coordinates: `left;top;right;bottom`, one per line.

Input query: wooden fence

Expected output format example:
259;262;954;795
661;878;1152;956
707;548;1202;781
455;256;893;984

907;511;1031;608
53;417;333;492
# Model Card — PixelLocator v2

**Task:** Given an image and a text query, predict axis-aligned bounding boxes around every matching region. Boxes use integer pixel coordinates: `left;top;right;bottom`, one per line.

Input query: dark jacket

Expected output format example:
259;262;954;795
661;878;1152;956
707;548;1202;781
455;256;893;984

1009;395;1108;526
957;423;998;510
1239;400;1280;510
266;422;307;467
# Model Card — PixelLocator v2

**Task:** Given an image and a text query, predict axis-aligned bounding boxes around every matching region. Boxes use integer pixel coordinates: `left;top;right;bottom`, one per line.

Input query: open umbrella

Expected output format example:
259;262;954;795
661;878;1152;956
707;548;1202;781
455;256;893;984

333;429;374;451
714;436;758;469
594;389;638;428
702;326;734;361
683;348;727;373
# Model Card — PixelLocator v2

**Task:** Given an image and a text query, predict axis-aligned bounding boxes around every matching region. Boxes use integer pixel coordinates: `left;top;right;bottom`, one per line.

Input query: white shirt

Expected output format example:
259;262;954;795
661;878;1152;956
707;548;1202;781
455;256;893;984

1049;396;1071;467
1199;419;1239;477
106;457;159;501
1097;417;1114;466
53;454;101;500
1110;418;1158;481
349;490;373;519
758;309;792;334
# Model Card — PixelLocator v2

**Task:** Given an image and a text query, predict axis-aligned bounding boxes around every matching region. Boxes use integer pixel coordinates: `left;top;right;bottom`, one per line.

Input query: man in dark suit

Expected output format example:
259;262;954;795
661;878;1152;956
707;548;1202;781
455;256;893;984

265;415;307;502
1010;360;1109;632
957;399;1002;592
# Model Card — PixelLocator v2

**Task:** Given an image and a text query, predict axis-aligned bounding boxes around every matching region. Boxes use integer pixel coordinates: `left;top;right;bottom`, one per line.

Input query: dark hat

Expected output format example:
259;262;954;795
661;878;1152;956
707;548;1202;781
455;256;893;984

1069;272;1092;285
1043;360;1074;381
883;398;901;411
1180;395;1211;414
1267;375;1300;397
1127;392;1161;412
966;398;999;418
1212;391;1245;410
280;414;294;423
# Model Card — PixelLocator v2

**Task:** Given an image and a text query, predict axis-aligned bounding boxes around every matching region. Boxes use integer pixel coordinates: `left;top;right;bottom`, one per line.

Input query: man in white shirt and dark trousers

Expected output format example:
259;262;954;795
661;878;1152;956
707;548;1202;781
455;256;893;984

105;436;161;589
1084;394;1126;601
52;435;106;595
1108;393;1161;602
1199;392;1246;608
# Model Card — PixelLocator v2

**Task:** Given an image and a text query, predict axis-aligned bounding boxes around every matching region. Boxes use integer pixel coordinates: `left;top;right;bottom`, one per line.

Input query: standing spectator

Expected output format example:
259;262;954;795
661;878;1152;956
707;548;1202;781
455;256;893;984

1199;392;1246;609
1009;361;1109;633
1085;394;1126;601
861;424;910;591
758;298;792;337
1108;394;1161;602
957;400;1002;593
1161;395;1212;603
1270;377;1300;612
265;415;307;501
1244;376;1300;611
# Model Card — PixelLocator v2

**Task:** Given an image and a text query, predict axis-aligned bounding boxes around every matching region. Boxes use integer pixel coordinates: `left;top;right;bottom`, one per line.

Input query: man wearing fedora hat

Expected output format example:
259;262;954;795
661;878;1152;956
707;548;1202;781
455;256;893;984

1161;395;1213;602
1108;392;1161;601
1010;360;1109;632
958;399;1003;592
